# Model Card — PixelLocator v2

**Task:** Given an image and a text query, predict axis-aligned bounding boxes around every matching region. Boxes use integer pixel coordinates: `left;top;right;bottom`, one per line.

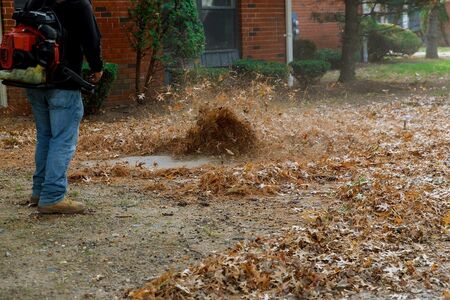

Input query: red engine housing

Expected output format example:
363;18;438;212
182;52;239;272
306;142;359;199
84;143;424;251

0;24;59;70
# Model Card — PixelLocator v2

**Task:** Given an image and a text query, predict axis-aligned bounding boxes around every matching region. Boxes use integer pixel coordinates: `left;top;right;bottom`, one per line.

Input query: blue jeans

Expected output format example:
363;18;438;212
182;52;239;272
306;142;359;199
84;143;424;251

27;89;83;206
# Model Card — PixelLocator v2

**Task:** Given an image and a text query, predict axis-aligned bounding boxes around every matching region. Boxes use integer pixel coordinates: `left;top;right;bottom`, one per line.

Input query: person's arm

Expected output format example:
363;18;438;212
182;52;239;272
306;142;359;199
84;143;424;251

77;0;103;82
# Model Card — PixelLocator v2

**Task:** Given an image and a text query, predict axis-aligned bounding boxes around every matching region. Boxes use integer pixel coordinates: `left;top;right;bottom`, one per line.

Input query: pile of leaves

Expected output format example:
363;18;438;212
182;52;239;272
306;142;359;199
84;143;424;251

182;106;257;156
74;95;263;159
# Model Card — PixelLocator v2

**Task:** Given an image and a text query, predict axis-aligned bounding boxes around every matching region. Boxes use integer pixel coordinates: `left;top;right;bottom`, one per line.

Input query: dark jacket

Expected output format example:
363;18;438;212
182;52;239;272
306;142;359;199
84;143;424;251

25;0;103;89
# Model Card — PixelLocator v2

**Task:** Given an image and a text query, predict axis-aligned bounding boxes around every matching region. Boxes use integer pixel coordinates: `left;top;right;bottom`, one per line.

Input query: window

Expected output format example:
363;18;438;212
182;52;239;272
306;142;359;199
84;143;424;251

197;0;240;67
201;10;237;51
198;0;238;51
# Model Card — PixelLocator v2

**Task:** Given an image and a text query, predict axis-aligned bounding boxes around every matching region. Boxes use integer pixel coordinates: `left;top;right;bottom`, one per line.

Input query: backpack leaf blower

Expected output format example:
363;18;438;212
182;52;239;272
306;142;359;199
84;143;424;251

0;6;95;94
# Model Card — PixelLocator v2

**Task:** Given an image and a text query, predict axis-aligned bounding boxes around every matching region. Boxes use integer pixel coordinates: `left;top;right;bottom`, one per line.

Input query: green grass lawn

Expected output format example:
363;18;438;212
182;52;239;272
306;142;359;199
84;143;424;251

357;58;450;81
323;57;450;83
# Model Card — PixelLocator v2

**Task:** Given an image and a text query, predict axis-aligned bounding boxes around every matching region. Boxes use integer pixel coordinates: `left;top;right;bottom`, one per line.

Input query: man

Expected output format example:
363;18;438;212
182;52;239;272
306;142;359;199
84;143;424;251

25;0;103;214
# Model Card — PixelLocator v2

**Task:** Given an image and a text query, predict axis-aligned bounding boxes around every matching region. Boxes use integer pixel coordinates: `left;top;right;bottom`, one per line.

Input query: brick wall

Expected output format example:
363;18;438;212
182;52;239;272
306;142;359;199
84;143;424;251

239;0;344;63
93;0;136;104
293;0;344;49
240;0;286;63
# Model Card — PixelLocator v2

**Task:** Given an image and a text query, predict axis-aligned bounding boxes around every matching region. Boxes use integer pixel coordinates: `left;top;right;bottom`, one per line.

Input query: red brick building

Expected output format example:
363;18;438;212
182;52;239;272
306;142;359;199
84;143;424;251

0;0;344;115
200;0;344;66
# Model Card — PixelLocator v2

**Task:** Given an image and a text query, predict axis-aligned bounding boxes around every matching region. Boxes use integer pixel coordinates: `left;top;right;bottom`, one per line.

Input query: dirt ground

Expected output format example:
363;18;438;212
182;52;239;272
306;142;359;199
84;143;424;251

0;73;448;299
0;167;333;300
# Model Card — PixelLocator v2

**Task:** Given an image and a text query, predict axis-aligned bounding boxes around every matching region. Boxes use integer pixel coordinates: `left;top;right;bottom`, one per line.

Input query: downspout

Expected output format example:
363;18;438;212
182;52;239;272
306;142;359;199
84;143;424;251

0;0;7;108
362;3;369;63
285;0;294;87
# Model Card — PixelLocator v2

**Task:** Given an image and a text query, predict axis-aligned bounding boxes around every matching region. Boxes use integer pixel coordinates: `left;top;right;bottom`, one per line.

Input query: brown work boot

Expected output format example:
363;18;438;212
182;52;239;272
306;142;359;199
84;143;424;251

38;198;86;214
29;195;40;207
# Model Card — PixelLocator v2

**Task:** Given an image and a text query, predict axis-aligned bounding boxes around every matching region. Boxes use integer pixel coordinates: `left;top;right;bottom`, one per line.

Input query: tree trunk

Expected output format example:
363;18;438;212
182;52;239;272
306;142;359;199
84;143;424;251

339;0;360;83
440;22;450;46
143;51;158;99
135;50;143;103
426;4;440;59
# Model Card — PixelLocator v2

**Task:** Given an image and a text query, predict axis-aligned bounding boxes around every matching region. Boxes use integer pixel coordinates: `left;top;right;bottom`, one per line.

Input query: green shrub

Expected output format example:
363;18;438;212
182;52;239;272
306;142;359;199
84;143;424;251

293;39;317;60
368;23;422;62
231;59;288;80
171;67;229;84
82;63;119;115
314;48;342;70
162;0;205;64
289;59;330;88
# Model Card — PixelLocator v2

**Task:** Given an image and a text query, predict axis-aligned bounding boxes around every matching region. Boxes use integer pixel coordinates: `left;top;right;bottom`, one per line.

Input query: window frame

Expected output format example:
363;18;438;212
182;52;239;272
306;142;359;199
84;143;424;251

201;0;236;10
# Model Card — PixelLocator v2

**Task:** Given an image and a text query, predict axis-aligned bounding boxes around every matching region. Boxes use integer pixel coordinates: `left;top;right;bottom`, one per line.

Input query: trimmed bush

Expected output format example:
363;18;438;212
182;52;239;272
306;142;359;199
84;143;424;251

289;59;330;88
231;59;288;80
368;23;422;62
314;48;342;70
82;63;119;115
293;39;317;60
